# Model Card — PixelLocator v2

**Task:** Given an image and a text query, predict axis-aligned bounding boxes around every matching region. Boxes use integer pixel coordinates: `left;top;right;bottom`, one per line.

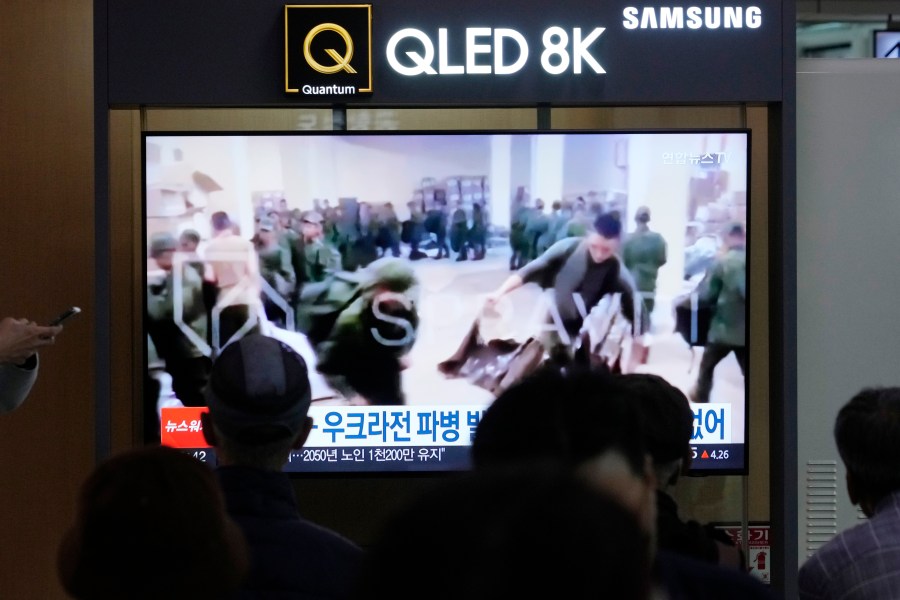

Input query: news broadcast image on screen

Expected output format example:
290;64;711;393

143;130;749;474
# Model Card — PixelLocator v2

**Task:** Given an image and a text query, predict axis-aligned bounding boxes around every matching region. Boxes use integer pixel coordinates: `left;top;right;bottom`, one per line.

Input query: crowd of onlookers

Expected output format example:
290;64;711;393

4;310;900;598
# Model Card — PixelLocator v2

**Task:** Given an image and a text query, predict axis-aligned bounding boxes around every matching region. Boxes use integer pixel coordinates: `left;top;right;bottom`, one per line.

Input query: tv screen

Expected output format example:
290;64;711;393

144;129;750;474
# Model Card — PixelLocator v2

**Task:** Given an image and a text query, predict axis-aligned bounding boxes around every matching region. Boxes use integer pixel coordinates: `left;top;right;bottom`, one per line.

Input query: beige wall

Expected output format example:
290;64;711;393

0;1;95;598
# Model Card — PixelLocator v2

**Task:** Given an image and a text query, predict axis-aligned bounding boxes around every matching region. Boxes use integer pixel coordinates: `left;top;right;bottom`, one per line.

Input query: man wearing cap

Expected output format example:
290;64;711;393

201;333;363;598
486;213;646;365
146;231;210;407
689;222;746;403
623;206;668;317
298;210;342;286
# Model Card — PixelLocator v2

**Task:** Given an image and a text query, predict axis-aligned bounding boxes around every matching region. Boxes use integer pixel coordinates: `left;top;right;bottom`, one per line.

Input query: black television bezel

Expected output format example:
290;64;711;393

141;127;752;477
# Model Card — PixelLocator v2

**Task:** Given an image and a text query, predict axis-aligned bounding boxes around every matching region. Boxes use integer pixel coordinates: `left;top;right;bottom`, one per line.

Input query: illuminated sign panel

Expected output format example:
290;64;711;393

285;4;373;96
366;1;780;103
107;0;784;106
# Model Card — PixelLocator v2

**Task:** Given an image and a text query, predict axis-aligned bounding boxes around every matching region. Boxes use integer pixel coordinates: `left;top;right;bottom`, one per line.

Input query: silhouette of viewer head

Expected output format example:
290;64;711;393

201;333;314;471
354;464;652;600
471;366;657;537
835;386;900;517
58;446;248;600
618;373;695;490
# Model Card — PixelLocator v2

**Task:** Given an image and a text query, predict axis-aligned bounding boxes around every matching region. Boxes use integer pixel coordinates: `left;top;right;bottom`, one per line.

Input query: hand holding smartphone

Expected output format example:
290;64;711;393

49;307;81;327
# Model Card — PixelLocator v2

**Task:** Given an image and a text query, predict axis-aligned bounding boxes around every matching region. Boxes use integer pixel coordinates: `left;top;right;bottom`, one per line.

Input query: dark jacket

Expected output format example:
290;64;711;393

517;237;646;336
217;466;363;600
656;551;777;600
656;490;738;565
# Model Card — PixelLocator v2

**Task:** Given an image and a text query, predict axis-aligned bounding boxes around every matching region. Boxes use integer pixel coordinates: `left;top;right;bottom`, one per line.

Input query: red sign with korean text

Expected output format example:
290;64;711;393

160;407;210;449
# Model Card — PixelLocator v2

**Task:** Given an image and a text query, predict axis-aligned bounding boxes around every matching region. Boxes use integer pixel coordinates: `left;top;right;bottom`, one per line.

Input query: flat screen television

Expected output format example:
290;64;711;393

143;129;750;475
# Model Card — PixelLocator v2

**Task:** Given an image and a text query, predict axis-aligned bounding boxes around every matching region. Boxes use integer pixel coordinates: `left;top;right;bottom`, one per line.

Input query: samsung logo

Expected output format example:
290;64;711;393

623;6;762;30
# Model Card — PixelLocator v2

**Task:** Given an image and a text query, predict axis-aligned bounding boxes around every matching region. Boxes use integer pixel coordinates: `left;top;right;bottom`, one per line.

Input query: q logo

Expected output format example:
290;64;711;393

285;4;373;95
304;23;357;74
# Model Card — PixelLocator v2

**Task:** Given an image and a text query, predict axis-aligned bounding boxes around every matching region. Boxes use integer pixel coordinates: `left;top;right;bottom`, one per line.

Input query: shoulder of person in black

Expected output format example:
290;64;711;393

655;550;779;600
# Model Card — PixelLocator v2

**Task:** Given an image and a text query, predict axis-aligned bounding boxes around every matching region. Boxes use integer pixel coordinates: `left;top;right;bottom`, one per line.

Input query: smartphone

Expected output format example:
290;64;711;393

49;306;81;326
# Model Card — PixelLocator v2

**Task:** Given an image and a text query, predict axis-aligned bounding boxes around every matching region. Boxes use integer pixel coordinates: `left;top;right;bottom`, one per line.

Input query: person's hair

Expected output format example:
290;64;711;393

353;463;651;600
593;212;622;239
211;211;232;232
179;229;201;245
213;422;297;471
472;366;646;476
835;387;900;501
726;222;745;238
552;200;562;211
617;373;694;487
58;446;248;600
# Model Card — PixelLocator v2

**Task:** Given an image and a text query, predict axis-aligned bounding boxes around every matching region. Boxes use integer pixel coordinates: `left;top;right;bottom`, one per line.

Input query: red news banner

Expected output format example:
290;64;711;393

160;407;210;449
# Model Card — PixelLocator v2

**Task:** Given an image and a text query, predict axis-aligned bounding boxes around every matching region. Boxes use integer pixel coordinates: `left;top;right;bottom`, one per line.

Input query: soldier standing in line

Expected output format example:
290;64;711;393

425;197;450;260
375;202;402;258
146;231;210;407
297;210;342;286
255;216;296;328
623;206;668;318
468;202;487;260
449;199;470;262
523;199;550;262
405;199;428;261
509;197;531;270
689;223;746;404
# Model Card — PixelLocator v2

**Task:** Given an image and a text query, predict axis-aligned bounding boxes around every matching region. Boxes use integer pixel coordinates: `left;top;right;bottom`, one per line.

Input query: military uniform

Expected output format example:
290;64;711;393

404;205;428;260
300;238;342;285
623;226;667;314
375;205;402;258
425;206;450;259
468;205;487;260
509;205;531;270
146;256;210;407
449;207;469;260
561;212;592;241
523;208;550;263
295;258;419;405
692;244;746;403
257;240;296;328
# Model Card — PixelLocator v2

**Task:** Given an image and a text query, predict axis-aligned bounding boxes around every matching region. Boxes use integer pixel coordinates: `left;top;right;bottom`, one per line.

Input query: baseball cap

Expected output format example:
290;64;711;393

149;232;178;258
257;216;276;232
301;210;324;224
204;334;312;444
